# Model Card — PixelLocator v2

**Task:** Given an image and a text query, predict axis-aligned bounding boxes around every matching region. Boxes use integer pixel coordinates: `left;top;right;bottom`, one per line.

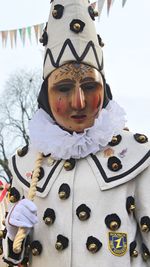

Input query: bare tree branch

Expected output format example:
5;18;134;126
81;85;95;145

0;69;42;181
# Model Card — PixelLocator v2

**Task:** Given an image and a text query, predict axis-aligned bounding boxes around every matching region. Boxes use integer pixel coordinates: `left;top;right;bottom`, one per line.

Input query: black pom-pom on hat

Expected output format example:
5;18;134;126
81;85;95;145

97;34;104;47
39;24;48;46
70;19;85;33
39;31;48;46
52;5;64;19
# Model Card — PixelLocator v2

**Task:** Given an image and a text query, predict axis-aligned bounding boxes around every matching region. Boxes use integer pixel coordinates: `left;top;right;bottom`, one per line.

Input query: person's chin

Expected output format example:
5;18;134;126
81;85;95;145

73;122;94;133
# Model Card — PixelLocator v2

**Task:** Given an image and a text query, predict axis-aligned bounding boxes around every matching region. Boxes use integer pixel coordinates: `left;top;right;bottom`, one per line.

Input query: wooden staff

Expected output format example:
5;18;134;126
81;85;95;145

13;152;43;254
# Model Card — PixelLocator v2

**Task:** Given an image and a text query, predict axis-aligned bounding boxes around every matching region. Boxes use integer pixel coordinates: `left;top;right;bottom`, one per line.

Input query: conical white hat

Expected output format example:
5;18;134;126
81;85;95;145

42;0;104;79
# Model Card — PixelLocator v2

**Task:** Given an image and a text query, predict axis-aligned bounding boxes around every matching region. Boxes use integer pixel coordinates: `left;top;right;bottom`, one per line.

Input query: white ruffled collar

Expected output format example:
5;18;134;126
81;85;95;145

29;100;126;160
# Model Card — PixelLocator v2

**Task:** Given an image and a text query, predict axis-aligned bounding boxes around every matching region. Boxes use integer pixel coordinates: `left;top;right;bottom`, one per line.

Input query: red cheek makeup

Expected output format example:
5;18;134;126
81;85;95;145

55;97;67;114
92;95;101;110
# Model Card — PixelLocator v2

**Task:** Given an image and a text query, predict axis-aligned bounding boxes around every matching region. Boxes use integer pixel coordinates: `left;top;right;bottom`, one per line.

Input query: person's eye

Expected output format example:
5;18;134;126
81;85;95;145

56;84;72;92
81;82;98;91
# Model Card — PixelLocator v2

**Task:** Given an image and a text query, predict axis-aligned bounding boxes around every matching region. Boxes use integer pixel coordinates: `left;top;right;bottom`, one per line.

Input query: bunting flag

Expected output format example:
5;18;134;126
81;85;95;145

0;23;45;48
107;0;112;14
0;0;128;48
98;0;127;15
1;31;8;48
122;0;127;7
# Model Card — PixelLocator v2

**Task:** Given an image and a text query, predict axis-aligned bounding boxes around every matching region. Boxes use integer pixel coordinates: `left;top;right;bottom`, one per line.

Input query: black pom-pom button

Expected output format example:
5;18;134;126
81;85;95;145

76;204;91;221
108;135;122;146
0;228;7;239
63;158;76;171
55;235;69;251
30;241;43;256
126;196;136;214
134;133;148;144
43;208;56;225
140;216;150;232
58;183;71;200
0;240;3;255
17;145;28;157
105;214;121;231
9;187;20;203
86;236;102;253
107;156;122;172
142;243;150;261
130;241;138;257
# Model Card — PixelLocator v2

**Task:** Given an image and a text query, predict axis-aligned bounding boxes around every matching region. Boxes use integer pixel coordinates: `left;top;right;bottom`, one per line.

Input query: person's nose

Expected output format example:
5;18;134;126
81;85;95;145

71;86;85;110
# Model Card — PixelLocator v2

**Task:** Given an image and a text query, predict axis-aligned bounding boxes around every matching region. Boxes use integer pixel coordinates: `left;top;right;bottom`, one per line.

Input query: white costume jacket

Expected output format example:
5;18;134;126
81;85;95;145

3;130;150;267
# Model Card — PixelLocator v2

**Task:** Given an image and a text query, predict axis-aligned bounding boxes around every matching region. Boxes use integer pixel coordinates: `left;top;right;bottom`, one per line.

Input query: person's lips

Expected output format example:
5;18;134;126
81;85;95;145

71;114;87;121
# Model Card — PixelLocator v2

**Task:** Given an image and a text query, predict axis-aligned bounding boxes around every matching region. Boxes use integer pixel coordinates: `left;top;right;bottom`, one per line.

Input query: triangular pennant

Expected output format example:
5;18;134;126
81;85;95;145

19;28;26;46
22;28;26;46
14;30;17;47
107;0;112;14
19;28;23;42
38;24;41;43
39;23;45;40
98;0;105;18
9;30;16;48
122;0;127;7
27;26;32;43
34;24;39;43
1;31;8;48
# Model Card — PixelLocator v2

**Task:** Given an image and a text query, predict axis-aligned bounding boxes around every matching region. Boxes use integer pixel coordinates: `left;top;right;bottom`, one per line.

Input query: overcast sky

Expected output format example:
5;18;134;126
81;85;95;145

0;0;150;136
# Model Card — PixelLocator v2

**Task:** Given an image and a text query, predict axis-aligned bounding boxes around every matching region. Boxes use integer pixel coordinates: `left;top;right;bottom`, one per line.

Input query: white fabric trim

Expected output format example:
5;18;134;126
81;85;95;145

29;100;126;160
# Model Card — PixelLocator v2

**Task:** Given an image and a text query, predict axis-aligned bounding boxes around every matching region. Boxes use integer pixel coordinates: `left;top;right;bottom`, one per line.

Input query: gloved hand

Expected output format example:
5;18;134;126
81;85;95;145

6;199;38;240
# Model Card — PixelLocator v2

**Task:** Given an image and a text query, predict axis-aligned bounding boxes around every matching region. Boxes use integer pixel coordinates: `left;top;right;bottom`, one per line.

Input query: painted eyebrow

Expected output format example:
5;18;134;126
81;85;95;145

80;77;96;83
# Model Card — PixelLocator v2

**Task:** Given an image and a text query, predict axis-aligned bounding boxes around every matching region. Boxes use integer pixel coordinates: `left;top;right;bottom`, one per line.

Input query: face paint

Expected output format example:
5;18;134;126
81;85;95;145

48;63;104;133
92;95;101;110
56;97;61;113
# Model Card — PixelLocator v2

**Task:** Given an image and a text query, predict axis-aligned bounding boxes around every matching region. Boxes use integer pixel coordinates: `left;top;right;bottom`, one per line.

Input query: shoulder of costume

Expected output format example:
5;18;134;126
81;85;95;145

87;129;150;191
9;145;64;198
